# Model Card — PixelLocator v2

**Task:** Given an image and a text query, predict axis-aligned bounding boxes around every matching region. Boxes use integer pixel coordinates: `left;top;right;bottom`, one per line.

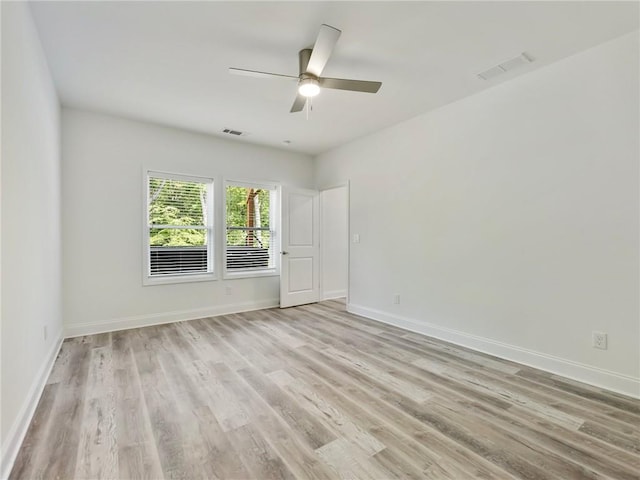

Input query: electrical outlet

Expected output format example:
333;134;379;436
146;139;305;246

393;294;400;305
592;331;607;350
225;286;233;296
43;325;48;341
353;234;360;244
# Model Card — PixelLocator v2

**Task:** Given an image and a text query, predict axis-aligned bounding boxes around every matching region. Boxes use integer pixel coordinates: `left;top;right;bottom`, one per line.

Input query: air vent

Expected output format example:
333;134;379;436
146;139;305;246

477;52;534;80
222;128;245;136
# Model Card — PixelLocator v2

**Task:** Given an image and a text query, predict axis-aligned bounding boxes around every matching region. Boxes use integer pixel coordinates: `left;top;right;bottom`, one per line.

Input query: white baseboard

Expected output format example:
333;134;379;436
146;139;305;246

348;303;640;399
322;289;347;300
65;298;280;338
1;334;64;480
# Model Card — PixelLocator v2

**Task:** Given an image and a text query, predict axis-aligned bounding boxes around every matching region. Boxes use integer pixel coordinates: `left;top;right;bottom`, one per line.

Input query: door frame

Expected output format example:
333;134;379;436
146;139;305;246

318;181;350;305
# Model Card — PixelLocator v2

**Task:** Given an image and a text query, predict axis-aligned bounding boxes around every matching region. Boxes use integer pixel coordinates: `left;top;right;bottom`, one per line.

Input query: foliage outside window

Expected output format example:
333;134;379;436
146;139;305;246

225;182;277;274
146;172;213;281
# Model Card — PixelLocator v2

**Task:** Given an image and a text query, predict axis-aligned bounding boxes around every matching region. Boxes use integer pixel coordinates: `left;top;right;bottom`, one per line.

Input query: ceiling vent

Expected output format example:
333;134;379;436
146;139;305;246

477;52;534;80
222;128;246;136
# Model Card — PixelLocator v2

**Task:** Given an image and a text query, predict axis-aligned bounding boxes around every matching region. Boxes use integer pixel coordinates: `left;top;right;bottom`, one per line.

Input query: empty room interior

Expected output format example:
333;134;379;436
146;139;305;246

2;1;639;479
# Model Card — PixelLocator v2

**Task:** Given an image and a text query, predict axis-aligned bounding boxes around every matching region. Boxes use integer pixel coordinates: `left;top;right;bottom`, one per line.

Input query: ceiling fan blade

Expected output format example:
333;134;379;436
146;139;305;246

319;77;382;93
290;93;307;113
229;67;298;80
306;24;341;77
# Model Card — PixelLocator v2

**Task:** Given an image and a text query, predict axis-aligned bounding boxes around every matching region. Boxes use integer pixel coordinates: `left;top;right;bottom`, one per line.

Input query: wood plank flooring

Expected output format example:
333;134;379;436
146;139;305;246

10;300;640;479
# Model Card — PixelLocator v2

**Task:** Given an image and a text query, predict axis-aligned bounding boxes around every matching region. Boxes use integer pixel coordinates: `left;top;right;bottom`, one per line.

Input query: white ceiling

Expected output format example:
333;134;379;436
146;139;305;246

30;1;639;155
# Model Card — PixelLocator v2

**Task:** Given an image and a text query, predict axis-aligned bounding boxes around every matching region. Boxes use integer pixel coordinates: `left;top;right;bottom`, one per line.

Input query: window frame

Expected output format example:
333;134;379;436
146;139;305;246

223;179;280;280
143;170;215;286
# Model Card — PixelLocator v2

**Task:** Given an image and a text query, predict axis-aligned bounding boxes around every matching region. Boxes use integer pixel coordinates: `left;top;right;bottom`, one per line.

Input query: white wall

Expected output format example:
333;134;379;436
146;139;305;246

315;31;639;397
1;2;63;475
320;185;348;299
62;109;314;335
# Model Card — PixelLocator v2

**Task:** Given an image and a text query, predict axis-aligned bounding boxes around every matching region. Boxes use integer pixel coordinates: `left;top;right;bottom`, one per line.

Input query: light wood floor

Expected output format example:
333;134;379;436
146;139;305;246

10;300;640;479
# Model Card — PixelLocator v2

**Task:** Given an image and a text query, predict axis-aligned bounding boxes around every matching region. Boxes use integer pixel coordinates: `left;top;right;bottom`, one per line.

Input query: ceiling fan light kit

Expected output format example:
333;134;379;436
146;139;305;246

298;77;320;97
230;24;382;113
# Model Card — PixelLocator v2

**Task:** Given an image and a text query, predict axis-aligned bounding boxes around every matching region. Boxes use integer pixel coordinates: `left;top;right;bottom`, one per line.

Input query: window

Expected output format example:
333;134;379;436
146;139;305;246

144;171;214;284
225;181;278;277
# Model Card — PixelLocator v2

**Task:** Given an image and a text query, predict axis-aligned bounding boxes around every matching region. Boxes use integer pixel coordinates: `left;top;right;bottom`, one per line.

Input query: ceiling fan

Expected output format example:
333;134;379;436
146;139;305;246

229;24;382;113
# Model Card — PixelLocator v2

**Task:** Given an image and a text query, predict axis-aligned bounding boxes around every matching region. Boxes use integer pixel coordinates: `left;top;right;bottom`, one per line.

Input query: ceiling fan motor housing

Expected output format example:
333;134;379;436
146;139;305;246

298;49;320;97
299;49;313;76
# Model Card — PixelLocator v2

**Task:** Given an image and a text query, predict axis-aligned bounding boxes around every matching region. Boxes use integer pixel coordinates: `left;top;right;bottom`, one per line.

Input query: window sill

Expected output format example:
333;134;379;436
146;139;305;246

223;269;278;280
143;272;217;286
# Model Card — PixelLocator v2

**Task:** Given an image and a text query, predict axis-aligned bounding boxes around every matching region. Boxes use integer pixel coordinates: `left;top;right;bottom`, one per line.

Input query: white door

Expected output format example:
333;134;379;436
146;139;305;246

280;187;320;308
